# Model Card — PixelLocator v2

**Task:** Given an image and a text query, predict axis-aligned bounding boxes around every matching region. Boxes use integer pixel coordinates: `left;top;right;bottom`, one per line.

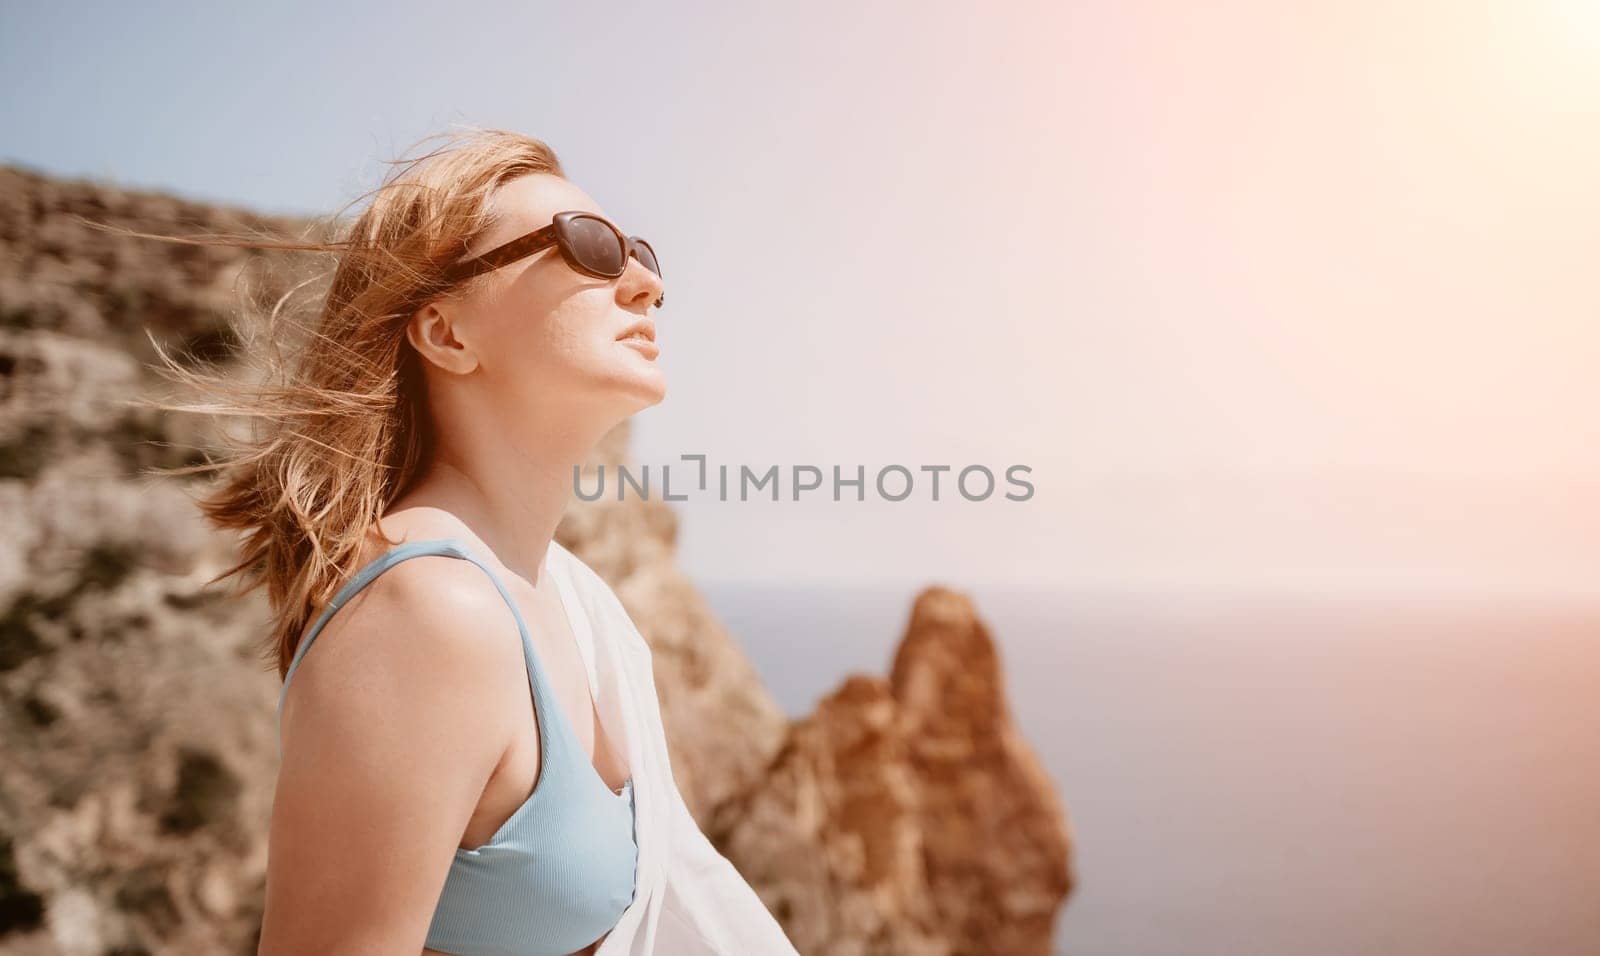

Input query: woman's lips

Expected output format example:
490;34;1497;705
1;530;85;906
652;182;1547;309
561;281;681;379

619;335;659;359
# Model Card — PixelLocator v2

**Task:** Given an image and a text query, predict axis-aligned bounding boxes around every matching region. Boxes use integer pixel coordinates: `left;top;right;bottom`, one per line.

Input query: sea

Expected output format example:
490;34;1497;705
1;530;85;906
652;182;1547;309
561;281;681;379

698;582;1600;956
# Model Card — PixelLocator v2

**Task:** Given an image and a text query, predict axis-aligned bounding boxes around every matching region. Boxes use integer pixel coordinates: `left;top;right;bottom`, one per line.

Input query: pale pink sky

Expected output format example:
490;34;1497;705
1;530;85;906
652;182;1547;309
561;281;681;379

633;1;1600;597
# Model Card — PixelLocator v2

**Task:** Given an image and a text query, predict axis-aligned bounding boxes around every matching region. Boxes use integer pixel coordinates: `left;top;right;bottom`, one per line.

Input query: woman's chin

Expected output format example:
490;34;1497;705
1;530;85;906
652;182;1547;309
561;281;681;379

630;381;667;409
612;370;667;411
582;356;666;415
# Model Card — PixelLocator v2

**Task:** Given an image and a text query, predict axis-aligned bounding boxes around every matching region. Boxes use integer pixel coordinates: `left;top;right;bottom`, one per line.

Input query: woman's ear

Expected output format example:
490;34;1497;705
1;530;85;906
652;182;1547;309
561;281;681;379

407;302;479;375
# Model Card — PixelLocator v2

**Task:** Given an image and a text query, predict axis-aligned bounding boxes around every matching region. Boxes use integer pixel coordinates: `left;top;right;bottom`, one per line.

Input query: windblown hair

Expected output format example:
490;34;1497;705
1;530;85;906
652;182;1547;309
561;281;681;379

111;127;564;680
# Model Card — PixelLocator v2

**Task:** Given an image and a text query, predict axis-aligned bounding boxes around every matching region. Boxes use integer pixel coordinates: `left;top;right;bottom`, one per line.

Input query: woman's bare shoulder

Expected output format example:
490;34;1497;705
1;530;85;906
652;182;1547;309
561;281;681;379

277;532;530;789
264;532;527;953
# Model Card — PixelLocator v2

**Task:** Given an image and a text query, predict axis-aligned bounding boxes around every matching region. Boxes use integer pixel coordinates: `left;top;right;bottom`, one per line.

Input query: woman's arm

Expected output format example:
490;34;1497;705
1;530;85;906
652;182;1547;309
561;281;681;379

258;559;519;955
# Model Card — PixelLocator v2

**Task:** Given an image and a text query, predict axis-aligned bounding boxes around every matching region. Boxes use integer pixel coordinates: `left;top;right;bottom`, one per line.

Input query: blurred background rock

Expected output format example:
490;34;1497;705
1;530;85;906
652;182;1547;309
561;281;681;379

0;163;1071;956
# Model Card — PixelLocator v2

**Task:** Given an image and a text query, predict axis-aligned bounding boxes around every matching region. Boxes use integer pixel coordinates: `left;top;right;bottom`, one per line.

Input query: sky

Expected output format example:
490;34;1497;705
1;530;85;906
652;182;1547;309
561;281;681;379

3;0;1597;599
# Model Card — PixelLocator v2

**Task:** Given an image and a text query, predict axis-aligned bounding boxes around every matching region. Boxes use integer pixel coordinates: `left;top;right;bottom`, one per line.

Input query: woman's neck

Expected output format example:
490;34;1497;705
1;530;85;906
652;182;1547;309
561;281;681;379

409;430;594;584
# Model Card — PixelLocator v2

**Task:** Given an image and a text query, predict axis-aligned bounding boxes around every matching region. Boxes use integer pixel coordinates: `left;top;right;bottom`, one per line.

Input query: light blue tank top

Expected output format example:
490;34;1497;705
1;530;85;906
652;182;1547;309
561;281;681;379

276;537;639;956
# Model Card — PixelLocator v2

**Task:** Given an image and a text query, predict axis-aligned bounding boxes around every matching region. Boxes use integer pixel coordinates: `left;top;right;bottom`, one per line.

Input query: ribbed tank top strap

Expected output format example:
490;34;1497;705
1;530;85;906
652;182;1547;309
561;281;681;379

274;537;574;772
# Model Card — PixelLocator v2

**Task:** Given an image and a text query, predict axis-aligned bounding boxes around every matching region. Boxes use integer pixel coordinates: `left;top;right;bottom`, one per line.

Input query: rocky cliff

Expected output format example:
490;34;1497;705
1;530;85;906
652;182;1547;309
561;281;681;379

0;163;1073;955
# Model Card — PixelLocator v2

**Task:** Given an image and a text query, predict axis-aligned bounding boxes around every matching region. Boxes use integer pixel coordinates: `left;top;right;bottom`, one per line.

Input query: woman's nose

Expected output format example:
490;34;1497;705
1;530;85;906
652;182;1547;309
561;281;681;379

619;256;665;309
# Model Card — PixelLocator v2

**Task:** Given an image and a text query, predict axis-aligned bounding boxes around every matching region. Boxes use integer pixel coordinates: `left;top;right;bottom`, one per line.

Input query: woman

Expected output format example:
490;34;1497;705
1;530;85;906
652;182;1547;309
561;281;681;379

142;128;799;955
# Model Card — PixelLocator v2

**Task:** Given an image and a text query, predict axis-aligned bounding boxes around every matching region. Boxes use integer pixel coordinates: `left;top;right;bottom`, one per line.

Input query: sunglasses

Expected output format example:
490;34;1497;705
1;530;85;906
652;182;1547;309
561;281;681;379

441;210;664;308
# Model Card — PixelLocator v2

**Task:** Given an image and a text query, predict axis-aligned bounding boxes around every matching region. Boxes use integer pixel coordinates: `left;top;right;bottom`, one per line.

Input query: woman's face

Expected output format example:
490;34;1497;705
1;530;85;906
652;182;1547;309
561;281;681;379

416;172;667;435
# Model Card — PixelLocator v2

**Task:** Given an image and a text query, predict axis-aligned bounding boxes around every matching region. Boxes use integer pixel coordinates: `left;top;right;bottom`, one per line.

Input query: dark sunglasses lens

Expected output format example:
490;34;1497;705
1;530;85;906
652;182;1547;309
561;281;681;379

632;238;662;278
563;216;627;276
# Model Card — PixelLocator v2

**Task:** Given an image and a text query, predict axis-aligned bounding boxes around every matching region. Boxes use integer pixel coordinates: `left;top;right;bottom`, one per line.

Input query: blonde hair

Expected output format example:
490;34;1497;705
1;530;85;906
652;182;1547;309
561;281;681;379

112;126;564;679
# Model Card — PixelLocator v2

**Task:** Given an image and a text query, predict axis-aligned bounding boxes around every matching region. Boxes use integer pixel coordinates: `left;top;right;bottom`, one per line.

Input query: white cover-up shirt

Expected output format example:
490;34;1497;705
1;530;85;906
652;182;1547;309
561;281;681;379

549;541;803;956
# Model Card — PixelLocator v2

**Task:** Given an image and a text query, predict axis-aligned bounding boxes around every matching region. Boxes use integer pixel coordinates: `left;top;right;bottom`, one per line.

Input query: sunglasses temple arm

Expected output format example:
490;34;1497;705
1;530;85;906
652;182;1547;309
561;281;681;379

443;226;560;283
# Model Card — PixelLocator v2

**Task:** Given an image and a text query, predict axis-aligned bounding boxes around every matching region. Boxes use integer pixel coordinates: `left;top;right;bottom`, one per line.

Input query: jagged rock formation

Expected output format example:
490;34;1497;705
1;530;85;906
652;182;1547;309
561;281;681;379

0;163;1072;955
707;589;1073;956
